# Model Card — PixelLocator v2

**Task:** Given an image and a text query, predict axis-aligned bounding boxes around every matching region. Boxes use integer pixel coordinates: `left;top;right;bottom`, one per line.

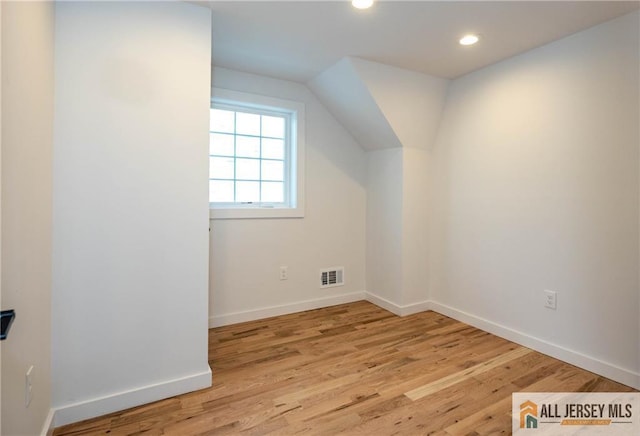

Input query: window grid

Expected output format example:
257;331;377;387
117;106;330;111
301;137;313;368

209;105;288;205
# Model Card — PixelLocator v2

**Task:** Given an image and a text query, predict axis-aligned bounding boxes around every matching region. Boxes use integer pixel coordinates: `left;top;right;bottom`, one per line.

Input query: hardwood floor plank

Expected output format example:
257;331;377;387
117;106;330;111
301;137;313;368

404;347;532;401
444;396;513;435
54;302;637;436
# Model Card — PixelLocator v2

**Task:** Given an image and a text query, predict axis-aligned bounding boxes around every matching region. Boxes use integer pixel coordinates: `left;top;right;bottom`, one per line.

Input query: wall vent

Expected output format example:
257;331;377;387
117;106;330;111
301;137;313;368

320;267;344;288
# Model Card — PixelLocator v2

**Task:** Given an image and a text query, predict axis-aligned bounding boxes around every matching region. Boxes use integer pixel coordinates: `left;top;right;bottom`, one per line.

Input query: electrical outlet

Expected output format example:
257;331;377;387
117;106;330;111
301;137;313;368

279;266;288;281
544;290;557;310
25;365;34;407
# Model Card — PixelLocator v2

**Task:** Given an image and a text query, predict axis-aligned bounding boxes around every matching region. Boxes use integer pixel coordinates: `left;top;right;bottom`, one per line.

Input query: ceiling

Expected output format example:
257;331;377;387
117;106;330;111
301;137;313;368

206;1;639;82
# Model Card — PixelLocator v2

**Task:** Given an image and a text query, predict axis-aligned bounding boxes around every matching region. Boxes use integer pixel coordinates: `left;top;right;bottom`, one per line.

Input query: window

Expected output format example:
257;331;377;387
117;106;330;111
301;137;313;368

209;88;305;219
210;108;288;204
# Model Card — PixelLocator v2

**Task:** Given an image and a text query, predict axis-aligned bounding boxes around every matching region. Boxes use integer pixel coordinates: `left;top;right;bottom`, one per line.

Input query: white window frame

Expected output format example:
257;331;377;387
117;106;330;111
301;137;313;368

209;88;305;219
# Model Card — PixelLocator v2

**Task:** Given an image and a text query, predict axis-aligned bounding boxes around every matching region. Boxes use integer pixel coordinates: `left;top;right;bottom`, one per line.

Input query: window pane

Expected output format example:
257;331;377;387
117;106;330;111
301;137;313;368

210;133;234;156
261;182;284;203
236;181;260;202
261;160;284;181
210;180;234;202
262;138;284;160
209;95;300;212
210;157;234;179
210;109;234;134
262;115;285;138
236;112;260;136
236;158;260;180
236;135;260;158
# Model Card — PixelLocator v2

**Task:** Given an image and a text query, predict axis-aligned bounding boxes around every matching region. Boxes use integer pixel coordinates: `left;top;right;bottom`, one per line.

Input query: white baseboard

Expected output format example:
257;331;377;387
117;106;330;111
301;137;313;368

50;296;638;431
429;300;640;390
52;367;212;428
209;291;366;327
212;295;639;389
41;408;56;436
364;292;431;316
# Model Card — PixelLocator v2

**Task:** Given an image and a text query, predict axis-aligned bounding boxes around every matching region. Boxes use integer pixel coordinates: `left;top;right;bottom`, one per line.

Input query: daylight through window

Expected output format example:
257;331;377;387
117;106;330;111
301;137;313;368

210;106;289;205
209;89;305;219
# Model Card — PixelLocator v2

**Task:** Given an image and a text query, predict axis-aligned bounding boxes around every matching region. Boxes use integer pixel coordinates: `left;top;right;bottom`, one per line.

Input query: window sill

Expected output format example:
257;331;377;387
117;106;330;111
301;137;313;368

210;206;304;220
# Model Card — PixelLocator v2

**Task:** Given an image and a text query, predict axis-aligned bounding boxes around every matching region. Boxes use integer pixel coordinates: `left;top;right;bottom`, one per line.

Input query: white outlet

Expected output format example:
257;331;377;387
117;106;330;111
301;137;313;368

544;290;557;310
25;365;34;407
279;266;288;281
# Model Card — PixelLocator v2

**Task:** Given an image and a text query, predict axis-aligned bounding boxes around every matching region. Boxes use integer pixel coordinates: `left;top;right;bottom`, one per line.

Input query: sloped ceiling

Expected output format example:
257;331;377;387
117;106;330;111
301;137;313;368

208;1;639;82
309;57;449;151
205;1;638;152
348;58;449;151
309;58;402;151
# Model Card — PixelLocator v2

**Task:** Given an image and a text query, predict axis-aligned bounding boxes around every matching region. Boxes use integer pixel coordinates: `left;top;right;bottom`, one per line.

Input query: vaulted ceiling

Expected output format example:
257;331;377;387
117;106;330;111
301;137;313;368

207;1;639;82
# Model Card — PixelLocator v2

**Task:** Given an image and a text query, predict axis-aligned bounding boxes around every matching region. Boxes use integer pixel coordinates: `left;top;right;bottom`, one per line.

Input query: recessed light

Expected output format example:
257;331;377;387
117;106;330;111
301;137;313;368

459;34;479;46
352;0;374;10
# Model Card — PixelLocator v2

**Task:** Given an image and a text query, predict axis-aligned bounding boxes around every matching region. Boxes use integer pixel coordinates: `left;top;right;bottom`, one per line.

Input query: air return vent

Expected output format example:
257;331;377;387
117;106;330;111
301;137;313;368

320;267;344;288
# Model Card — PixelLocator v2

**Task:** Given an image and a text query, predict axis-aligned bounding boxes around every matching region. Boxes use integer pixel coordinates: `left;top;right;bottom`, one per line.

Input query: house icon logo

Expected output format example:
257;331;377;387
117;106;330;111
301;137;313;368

520;400;538;429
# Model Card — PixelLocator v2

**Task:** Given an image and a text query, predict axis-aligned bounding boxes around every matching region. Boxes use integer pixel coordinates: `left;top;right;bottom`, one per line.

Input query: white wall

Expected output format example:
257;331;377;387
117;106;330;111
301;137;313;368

429;11;639;388
1;1;54;434
402;148;430;306
349;58;448;151
52;1;212;425
366;148;403;306
308;58;402;151
366;148;432;312
354;61;447;313
209;67;367;326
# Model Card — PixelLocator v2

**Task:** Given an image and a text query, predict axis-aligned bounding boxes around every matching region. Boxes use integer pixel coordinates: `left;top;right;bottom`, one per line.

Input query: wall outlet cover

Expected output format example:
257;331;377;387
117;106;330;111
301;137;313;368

544;290;557;310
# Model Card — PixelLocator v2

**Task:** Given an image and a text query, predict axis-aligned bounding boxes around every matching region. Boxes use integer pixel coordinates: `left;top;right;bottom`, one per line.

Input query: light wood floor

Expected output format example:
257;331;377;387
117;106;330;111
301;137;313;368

54;301;636;435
